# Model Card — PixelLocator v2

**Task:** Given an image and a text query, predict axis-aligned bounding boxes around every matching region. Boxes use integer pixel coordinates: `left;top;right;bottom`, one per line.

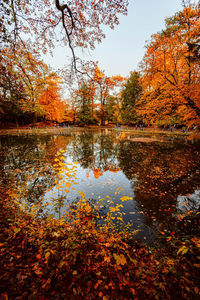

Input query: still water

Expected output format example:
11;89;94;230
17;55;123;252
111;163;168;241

1;129;200;242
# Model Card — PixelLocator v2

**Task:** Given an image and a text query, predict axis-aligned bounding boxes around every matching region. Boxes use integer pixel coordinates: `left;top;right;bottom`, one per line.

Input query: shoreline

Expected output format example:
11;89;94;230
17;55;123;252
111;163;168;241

0;125;195;136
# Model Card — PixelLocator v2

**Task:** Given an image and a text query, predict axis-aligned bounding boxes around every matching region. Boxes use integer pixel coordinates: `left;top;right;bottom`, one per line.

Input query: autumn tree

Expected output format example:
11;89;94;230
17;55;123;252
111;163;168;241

106;95;121;124
0;1;129;126
64;91;80;125
138;2;200;127
76;83;97;125
63;102;76;125
0;61;26;126
0;0;128;71
121;71;142;125
93;67;124;126
69;67;124;126
0;43;67;125
39;77;65;123
0;44;51;124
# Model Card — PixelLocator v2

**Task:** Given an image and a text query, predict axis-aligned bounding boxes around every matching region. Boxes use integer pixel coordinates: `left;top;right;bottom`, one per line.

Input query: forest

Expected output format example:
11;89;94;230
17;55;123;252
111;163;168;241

1;1;200;129
0;1;200;299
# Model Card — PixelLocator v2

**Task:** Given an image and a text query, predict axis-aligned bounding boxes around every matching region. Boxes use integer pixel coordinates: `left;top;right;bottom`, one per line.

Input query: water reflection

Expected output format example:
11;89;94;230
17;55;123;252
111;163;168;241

1;129;200;242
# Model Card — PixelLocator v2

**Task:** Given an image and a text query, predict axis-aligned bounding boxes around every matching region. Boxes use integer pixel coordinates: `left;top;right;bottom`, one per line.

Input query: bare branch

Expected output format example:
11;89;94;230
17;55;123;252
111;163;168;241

55;0;79;71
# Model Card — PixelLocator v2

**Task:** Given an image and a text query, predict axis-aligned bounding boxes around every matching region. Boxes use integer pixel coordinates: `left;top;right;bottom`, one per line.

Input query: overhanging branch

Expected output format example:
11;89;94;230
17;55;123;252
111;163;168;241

55;0;79;71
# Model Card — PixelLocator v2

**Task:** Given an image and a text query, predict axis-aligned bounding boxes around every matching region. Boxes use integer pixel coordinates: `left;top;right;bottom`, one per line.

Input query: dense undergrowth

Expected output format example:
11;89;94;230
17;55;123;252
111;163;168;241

0;186;200;300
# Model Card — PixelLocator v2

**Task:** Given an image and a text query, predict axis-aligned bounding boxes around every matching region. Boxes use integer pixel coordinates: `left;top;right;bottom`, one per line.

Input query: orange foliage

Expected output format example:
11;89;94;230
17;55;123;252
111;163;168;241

94;168;103;179
39;78;65;123
1;0;128;74
103;165;120;173
138;4;200;127
92;67;124;125
1;46;51;115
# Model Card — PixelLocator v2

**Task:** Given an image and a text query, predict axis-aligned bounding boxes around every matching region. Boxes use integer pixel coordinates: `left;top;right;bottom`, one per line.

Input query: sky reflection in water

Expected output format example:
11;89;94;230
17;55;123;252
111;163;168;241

1;129;200;243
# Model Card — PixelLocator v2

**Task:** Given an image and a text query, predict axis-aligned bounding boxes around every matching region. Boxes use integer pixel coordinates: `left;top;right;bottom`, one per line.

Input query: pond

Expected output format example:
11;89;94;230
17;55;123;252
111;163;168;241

1;128;200;243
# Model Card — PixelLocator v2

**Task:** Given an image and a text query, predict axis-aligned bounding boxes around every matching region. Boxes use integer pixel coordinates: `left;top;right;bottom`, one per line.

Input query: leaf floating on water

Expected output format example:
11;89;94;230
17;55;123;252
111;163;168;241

65;182;71;188
115;187;124;195
78;190;85;198
120;196;133;202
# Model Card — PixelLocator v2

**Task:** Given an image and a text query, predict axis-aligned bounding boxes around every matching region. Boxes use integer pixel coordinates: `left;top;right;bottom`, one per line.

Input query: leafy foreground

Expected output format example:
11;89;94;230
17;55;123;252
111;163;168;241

0;189;200;300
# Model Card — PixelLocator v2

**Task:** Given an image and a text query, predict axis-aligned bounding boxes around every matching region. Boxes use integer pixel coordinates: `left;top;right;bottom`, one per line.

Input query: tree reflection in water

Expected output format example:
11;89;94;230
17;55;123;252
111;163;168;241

1;130;200;241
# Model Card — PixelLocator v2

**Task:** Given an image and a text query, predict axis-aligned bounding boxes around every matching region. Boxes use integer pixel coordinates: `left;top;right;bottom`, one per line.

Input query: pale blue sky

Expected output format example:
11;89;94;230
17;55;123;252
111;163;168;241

44;0;183;78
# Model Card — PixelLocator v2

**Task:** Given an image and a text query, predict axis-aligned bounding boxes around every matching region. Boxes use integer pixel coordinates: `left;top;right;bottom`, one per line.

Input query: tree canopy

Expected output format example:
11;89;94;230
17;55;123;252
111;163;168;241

138;2;200;127
1;1;200;128
0;0;128;70
121;71;142;125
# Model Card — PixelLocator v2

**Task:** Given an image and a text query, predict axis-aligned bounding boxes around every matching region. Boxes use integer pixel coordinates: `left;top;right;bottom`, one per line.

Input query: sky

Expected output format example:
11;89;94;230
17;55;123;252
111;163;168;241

44;0;183;78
